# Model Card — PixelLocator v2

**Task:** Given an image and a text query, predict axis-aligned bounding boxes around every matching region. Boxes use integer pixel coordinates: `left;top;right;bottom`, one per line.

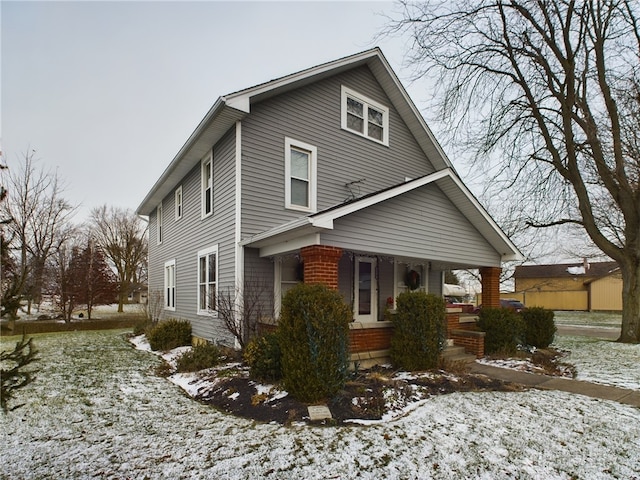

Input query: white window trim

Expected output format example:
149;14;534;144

341;85;389;146
156;203;163;245
175;185;183;221
197;244;218;316
284;137;317;212
164;259;176;311
201;153;213;219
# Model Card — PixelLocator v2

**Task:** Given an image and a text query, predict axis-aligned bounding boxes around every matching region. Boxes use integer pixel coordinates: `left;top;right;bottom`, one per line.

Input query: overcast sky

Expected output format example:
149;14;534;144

2;0;442;222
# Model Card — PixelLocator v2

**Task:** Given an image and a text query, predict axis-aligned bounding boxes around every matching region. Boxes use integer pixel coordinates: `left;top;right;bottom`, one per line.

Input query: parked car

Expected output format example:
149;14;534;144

473;299;525;314
501;299;525;312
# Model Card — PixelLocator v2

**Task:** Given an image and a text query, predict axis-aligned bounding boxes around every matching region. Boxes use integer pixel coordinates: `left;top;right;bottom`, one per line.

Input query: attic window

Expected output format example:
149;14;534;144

341;86;389;146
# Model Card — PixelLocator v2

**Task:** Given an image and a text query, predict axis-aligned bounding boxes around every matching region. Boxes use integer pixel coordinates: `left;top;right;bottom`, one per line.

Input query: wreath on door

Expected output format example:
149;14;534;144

406;269;421;290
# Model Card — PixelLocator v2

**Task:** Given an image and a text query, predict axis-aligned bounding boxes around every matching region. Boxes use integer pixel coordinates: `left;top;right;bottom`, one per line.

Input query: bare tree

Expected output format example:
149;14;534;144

217;272;275;349
385;0;640;342
145;289;164;323
0;150;76;316
89;206;148;313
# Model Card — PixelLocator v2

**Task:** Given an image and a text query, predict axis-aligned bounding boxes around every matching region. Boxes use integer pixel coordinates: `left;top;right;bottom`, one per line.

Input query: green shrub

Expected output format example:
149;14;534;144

522;307;556;348
243;332;282;381
146;319;192;351
477;308;525;355
176;343;220;372
278;283;351;402
390;291;446;370
133;320;152;336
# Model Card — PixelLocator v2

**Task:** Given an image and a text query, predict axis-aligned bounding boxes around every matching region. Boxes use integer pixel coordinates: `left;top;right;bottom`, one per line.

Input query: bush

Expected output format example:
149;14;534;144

522;307;556;348
243;332;282;381
176;343;221;372
390;291;446;370
478;308;525;355
133;320;152;336
146;319;192;351
278;283;351;402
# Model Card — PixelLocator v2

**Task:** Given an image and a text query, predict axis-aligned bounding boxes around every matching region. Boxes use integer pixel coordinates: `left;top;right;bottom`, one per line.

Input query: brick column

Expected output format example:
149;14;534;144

480;266;501;308
300;245;343;290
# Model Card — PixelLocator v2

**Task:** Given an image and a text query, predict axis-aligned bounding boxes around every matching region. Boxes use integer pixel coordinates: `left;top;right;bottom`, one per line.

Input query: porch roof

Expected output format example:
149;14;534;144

240;168;523;264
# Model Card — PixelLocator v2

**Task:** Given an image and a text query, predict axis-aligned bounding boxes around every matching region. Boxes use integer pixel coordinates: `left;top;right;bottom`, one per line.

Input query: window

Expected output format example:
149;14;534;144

285;137;317;212
201;153;213;218
341;86;389;145
175;186;183;220
164;259;176;310
197;245;218;314
157;203;163;244
274;256;302;317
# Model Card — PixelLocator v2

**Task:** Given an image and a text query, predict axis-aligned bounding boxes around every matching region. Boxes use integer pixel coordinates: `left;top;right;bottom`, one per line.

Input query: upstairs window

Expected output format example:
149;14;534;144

157;203;163;244
175;186;183;220
285;137;317;212
201;153;213;218
341;86;389;146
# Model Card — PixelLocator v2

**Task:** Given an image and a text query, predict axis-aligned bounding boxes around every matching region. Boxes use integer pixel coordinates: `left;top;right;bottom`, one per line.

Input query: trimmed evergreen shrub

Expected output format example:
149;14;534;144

390;291;446;370
522;307;556;348
278;283;351;403
146;318;192;351
477;308;525;355
243;332;282;381
176;343;220;372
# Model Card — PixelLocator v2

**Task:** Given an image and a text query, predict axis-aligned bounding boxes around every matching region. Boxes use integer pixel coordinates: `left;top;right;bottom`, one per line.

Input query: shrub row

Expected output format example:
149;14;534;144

478;306;556;354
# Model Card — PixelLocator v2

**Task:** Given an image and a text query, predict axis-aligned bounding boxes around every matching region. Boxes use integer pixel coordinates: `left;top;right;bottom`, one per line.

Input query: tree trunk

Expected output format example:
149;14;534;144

619;260;640;343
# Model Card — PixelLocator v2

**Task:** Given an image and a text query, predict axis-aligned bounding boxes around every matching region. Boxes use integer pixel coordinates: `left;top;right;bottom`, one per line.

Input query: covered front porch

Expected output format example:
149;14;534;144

243;169;521;366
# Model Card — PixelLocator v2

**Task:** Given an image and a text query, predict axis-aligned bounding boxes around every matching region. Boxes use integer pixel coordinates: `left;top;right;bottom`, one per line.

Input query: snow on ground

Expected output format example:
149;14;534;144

554;311;622;328
553;335;640;390
1;329;639;479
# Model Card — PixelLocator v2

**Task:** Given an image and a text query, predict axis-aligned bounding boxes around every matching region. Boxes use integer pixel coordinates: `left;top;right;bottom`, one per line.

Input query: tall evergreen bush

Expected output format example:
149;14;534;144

477;308;525;354
278;283;351;402
390;291;446;370
522;307;556;348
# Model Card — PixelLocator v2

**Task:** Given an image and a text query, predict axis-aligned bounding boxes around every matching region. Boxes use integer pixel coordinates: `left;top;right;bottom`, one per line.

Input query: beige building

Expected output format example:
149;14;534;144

512;261;621;312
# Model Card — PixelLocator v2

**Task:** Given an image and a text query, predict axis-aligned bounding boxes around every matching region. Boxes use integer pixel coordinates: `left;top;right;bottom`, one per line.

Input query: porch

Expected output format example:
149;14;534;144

255;244;500;365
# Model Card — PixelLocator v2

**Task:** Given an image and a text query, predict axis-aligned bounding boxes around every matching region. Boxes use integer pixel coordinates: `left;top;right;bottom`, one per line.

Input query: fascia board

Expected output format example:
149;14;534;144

137;99;245;215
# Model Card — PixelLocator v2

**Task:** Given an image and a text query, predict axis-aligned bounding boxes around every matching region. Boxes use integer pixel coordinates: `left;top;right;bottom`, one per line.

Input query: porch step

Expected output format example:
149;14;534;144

441;345;476;364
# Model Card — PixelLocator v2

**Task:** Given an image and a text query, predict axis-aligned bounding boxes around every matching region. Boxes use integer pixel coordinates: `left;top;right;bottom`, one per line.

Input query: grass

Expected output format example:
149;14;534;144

553;310;622;327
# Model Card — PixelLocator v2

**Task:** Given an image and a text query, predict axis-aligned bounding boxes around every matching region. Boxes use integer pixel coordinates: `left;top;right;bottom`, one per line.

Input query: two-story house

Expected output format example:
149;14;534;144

137;48;522;361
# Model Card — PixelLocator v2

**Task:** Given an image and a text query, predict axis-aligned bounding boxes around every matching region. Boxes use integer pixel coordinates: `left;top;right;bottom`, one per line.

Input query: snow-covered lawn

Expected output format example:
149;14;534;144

554;310;622;328
1;330;639;479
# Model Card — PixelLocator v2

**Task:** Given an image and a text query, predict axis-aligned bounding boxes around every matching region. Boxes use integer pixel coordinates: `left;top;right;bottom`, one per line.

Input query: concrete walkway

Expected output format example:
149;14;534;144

470;362;640;408
470;324;639;407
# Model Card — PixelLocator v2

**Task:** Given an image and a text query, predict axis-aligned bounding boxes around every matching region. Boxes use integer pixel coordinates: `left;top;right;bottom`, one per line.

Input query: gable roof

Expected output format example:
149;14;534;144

514;261;620;279
241;168;523;262
137;48;455;215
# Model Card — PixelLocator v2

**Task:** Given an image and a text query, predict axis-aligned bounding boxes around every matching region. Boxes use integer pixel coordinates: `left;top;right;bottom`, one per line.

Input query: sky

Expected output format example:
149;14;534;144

2;0;430;222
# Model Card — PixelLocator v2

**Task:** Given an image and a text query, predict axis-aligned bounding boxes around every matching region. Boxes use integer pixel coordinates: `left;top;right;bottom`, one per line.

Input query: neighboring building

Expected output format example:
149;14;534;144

136;48;521;356
513;261;622;311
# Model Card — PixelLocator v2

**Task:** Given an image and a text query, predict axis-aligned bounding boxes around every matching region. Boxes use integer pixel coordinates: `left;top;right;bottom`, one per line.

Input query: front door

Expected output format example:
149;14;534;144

355;257;377;322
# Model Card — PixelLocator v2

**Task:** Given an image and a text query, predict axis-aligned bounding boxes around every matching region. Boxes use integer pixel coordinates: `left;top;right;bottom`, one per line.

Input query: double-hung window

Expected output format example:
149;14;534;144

197;245;218;314
341;86;389;145
175;186;183;220
164;259;176;310
157;203;163;244
201;153;213;218
285;137;317;212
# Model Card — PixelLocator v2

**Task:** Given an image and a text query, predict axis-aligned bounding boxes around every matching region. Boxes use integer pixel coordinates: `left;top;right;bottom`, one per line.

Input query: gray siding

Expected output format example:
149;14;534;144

241;65;436;237
244;247;275;319
321;183;501;267
147;127;238;345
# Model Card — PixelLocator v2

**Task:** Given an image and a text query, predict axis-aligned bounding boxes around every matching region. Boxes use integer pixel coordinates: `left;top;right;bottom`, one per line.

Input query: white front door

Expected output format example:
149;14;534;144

355;257;377;322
